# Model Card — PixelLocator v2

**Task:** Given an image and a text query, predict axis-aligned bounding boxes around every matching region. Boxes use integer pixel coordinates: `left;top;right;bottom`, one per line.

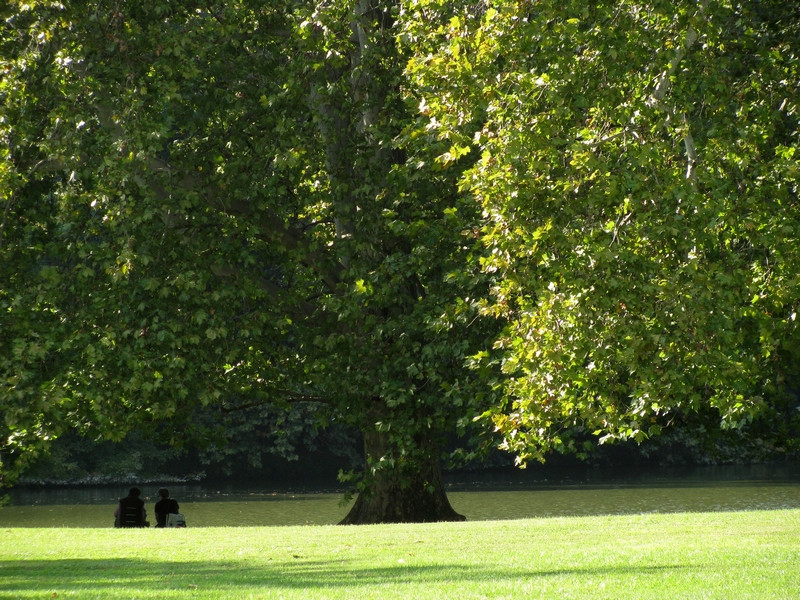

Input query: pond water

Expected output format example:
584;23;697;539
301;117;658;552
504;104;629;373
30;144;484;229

2;464;799;528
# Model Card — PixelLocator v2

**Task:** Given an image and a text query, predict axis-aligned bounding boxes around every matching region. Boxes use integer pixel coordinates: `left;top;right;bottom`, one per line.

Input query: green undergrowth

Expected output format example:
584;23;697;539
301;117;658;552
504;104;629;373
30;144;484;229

1;510;799;599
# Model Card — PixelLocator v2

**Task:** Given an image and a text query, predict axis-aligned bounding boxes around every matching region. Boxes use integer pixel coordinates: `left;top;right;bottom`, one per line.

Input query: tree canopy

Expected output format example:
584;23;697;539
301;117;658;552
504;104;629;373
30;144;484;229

2;0;799;521
1;0;497;522
404;0;800;462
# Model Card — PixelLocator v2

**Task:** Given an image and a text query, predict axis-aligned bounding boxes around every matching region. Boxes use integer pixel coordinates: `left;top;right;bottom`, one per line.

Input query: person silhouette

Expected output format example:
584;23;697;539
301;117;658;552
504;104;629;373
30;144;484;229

154;488;181;528
114;487;148;528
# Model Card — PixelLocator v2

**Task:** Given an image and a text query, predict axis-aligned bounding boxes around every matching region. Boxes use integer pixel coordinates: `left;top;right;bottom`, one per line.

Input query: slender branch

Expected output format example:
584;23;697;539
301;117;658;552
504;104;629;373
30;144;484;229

649;26;699;106
219;391;331;413
648;1;708;108
298;218;337;232
0;193;14;251
682;113;697;180
647;1;709;181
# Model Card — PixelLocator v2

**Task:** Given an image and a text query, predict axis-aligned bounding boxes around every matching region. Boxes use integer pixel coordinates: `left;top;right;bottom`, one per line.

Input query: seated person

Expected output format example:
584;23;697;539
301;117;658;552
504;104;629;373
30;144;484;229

154;488;180;528
114;487;148;528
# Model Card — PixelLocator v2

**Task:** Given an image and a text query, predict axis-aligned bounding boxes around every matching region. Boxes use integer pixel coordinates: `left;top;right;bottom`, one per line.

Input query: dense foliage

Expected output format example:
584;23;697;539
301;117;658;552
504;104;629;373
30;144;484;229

2;0;798;520
404;0;800;463
0;0;496;521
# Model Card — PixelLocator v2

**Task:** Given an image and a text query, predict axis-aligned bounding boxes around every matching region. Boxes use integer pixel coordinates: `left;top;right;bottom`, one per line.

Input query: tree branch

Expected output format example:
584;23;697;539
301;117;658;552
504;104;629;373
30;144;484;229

219;391;331;413
648;3;707;108
647;1;709;181
683;113;697;180
0;193;13;252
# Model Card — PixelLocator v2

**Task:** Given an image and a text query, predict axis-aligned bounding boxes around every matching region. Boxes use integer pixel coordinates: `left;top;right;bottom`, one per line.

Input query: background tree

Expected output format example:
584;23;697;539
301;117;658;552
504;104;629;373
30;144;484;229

18;401;363;486
0;0;498;522
405;0;800;463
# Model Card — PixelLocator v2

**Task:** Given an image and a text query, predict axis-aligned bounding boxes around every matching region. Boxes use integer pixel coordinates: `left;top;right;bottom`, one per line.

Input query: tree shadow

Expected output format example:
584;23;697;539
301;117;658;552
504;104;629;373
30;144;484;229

0;557;696;596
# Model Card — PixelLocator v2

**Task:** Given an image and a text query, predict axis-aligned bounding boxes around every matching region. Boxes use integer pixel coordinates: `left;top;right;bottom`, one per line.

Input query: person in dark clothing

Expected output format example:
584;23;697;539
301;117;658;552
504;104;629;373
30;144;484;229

114;487;148;528
154;488;180;528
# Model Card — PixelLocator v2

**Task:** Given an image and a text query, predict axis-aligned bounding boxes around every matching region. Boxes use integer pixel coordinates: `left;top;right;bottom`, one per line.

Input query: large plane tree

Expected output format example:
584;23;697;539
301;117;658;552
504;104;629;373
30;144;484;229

4;0;799;522
0;0;497;523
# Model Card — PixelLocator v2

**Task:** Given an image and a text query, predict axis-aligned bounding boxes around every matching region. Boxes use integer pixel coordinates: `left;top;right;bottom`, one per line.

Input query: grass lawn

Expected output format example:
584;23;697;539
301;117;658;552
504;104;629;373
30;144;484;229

1;509;798;599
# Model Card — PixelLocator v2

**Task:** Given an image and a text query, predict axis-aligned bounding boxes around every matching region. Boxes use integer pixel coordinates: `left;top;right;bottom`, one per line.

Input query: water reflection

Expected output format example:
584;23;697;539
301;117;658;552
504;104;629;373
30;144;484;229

450;484;800;520
447;464;800;520
2;464;799;527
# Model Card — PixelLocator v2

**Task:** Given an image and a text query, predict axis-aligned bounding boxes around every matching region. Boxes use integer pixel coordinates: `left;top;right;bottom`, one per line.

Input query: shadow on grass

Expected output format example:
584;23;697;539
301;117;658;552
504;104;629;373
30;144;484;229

0;557;694;595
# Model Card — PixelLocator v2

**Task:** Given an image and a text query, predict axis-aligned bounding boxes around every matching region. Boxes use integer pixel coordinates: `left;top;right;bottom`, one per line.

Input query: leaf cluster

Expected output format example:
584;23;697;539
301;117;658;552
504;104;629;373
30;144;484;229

403;0;800;462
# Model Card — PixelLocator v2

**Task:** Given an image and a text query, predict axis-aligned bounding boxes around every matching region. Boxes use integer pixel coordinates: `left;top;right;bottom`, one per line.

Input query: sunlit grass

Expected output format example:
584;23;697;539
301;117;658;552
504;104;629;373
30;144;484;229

2;509;799;599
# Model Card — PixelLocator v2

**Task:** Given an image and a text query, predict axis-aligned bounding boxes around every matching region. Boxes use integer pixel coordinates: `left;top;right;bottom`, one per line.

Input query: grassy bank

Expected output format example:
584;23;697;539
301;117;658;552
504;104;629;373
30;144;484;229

2;509;799;599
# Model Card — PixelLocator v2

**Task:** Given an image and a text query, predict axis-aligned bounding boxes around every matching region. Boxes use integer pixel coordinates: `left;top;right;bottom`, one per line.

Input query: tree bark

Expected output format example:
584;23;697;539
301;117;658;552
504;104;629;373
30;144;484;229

339;427;465;525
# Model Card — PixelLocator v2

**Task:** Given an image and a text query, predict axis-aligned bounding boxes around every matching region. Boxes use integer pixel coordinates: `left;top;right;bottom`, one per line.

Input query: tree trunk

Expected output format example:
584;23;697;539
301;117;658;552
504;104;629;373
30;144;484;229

339;427;465;525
